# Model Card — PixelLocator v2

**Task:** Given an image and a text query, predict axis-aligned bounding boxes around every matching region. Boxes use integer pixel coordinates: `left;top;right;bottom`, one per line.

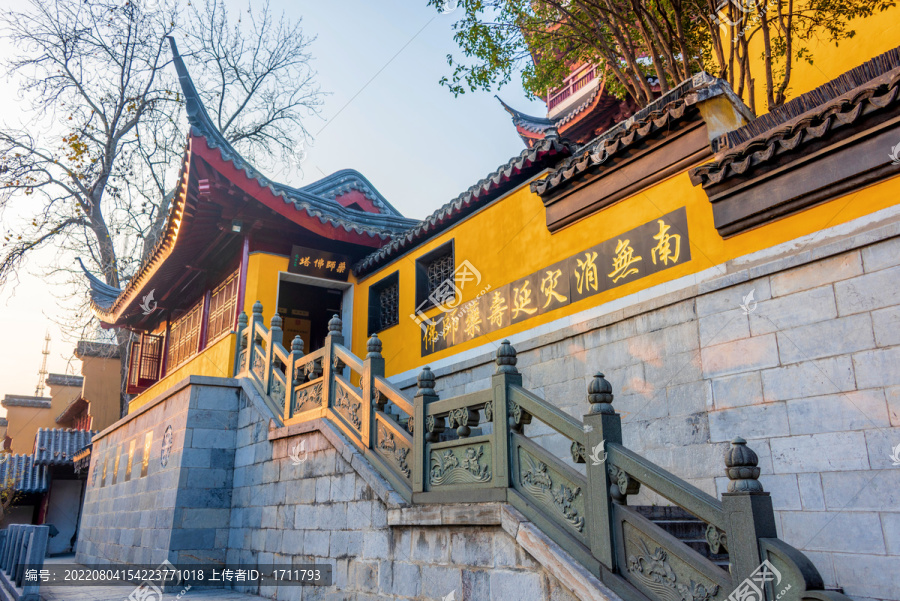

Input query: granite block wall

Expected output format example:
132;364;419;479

77;377;240;568
397;228;900;601
77;377;607;601
228;395;590;601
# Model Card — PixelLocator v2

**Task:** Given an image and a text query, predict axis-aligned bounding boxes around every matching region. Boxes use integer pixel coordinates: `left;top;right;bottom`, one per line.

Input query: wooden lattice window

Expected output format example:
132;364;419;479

167;300;203;369
415;240;455;310
206;270;239;342
426;252;454;296
368;271;399;334
126;333;163;394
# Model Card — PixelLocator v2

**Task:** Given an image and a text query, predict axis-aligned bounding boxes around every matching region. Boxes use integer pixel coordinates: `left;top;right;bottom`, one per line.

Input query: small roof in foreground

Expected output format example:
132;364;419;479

0;454;48;494
33;428;95;466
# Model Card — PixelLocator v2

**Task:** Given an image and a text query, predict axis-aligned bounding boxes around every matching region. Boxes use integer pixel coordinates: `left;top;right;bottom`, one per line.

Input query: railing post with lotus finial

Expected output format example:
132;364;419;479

491;340;520;490
266;313;283;394
234;311;248;376
362;333;383;448
412;366;438;495
285;335;304;421
582;372;620;569
322;314;344;412
721;437;777;589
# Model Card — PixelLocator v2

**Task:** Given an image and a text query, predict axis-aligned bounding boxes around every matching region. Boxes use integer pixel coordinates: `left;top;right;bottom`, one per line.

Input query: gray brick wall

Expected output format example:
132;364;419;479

228;392;582;600
406;234;900;601
77;378;240;568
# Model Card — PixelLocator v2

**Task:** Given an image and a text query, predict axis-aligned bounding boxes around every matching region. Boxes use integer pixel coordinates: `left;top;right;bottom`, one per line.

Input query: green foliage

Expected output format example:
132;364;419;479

430;0;895;112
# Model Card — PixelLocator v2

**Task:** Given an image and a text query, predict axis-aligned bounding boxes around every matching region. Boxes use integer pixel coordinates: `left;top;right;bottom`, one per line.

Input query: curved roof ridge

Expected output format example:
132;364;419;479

495;95;555;127
167;37;417;234
300;168;406;217
76;257;122;311
354;135;575;276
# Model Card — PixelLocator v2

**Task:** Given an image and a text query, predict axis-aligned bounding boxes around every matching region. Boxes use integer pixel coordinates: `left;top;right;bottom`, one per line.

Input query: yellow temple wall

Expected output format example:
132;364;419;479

350;171;900;377
80;354;125;432
4;405;56;454
743;5;900;112
244;252;289;318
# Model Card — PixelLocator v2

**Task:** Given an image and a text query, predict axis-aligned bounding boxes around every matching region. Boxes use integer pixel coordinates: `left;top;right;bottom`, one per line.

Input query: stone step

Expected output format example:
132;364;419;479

646;518;708;539
634;506;730;571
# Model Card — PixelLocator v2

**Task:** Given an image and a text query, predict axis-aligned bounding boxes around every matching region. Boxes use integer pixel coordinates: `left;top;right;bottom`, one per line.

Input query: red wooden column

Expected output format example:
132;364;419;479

234;234;250;329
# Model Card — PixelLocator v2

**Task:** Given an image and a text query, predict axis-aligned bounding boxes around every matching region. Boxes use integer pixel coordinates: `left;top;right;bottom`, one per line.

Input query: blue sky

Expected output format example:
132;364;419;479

0;0;545;398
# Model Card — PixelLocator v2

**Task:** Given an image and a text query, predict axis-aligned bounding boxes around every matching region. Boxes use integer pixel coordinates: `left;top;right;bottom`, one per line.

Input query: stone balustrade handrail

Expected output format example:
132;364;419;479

234;302;852;601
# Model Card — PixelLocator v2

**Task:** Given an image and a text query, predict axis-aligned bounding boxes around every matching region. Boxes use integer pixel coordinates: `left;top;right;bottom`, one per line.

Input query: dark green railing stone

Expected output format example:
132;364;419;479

237;302;853;601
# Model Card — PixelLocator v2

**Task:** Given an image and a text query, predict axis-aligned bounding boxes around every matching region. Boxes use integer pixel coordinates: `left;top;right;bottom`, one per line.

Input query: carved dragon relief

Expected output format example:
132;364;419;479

430;445;491;486
376;422;411;479
519;450;586;532
626;536;720;601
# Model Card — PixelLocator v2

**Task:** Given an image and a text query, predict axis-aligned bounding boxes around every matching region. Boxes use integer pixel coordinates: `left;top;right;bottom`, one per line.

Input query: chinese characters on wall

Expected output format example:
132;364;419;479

421;208;690;356
289;245;350;282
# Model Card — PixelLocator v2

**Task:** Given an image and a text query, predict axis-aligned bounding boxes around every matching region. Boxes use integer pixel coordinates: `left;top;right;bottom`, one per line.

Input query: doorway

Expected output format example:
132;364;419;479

276;278;345;353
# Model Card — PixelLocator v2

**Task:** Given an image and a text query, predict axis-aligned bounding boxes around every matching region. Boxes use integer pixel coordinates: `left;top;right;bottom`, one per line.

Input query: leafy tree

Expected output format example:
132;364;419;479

0;0;323;416
431;0;894;114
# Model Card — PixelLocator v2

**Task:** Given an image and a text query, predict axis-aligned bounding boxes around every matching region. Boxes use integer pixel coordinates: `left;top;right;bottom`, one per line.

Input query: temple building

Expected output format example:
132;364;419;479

74;26;900;601
497;63;641;147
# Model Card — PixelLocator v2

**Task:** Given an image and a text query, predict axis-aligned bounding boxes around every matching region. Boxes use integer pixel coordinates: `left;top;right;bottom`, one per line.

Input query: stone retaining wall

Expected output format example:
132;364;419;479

231;389;611;601
77;377;241;568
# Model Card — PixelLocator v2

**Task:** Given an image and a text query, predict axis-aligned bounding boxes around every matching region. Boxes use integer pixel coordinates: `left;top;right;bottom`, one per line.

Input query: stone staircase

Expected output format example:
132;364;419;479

634;506;730;570
238;305;856;601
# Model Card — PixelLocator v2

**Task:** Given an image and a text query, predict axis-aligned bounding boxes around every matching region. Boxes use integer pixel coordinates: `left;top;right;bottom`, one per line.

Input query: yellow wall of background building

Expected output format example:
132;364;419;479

244;252;289;319
79;354;125;432
5;405;55;455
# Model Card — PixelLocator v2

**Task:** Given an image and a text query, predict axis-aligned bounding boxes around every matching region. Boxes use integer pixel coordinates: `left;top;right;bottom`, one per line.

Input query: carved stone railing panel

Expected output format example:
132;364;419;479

270;370;286;411
427;436;493;490
238;348;248;373
615;505;731;601
332;376;364;433
292;379;324;416
511;432;589;545
251;346;266;383
374;412;412;483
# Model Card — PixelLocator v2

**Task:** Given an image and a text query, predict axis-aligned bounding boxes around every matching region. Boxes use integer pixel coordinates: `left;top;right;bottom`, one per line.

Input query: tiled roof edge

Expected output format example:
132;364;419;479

353;135;575;276
690;67;900;187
